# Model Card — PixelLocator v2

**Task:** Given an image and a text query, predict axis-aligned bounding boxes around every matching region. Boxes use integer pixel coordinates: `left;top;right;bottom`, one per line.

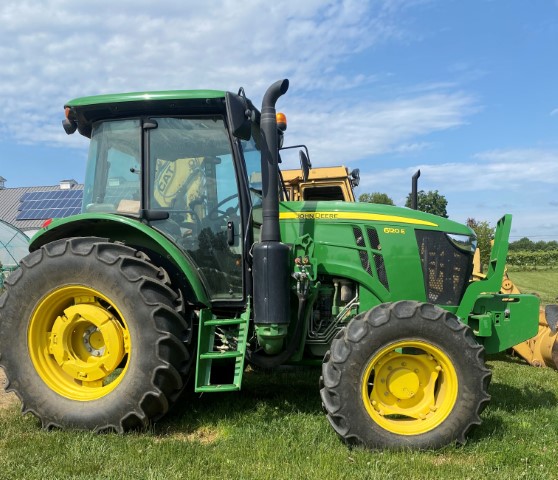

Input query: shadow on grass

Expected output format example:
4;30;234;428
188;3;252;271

489;381;557;412
157;365;324;435
470;354;558;442
473;380;558;442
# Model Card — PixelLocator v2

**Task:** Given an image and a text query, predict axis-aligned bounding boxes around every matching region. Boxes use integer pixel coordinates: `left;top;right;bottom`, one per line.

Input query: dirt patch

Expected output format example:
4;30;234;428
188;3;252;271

0;370;19;410
156;426;221;445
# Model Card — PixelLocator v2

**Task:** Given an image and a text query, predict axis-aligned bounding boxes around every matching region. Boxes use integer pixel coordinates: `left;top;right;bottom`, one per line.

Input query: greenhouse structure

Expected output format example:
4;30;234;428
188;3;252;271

0;220;28;289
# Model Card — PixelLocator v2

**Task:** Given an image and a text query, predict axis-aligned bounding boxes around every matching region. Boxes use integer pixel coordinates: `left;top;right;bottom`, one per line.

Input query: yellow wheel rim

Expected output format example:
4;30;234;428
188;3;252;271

361;340;458;436
28;286;131;401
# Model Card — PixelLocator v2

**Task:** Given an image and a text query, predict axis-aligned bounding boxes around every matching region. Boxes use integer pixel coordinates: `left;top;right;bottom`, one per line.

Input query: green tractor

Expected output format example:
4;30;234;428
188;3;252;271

0;79;539;449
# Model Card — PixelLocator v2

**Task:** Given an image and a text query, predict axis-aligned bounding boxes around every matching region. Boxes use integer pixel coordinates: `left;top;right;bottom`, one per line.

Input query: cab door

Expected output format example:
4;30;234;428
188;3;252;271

147;116;244;301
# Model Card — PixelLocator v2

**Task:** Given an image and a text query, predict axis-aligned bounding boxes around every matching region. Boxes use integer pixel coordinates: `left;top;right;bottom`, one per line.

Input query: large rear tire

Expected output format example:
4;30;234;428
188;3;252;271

320;301;491;450
0;237;192;432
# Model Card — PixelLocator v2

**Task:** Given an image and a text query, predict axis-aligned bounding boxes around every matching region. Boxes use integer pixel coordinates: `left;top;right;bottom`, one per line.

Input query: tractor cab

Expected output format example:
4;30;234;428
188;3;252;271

63;90;268;302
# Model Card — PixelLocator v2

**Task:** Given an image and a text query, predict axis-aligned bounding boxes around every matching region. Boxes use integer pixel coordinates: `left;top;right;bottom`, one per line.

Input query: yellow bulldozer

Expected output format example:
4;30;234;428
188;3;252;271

282;164;558;369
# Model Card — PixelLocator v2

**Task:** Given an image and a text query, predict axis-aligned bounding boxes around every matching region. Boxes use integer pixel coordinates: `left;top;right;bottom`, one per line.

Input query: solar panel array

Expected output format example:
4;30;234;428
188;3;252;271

16;189;83;221
103;184;140;206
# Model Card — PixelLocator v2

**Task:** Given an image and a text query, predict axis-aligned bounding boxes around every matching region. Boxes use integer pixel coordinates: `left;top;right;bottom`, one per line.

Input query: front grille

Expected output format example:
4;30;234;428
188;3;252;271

416;230;473;305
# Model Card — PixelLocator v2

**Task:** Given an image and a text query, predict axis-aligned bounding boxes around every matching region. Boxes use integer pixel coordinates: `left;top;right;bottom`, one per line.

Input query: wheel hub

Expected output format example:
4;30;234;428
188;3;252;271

361;340;458;435
371;352;440;418
83;325;106;357
49;304;126;382
29;286;131;401
387;368;420;400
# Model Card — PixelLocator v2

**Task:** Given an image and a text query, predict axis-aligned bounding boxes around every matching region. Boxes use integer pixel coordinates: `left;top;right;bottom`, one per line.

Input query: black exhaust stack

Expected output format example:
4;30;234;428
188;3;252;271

260;79;289;242
411;169;421;210
253;79;290;328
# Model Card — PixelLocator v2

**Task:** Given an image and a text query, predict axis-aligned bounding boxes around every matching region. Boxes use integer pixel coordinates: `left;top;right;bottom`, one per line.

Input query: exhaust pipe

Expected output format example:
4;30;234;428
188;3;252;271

411;169;421;210
253;80;291;341
260;79;289;242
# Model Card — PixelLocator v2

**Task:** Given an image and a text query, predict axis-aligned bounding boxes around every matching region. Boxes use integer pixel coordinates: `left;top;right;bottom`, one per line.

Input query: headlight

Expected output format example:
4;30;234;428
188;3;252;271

446;233;477;253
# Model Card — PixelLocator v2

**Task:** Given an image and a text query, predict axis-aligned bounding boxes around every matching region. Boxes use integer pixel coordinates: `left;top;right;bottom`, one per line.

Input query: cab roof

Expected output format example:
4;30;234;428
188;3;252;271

65;89;226;107
64;89;230;138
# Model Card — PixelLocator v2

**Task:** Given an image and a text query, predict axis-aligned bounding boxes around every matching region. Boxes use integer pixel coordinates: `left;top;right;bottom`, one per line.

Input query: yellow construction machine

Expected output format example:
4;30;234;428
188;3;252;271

281;165;359;202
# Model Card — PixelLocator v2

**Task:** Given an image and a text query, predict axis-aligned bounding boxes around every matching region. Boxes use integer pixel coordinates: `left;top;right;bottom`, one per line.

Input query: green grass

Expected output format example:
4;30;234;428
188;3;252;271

0;270;556;479
2;360;558;480
507;269;558;305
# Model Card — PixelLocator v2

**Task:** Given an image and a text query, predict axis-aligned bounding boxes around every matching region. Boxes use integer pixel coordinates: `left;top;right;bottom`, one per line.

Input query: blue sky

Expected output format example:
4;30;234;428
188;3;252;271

0;0;557;240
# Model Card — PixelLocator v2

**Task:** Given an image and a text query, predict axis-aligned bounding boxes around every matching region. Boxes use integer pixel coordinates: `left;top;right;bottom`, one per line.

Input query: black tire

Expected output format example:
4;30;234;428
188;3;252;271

0;237;192;432
320;301;491;450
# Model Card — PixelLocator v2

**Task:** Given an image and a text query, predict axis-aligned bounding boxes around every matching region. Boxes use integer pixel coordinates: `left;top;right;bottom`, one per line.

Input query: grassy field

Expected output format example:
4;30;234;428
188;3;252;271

0;271;556;479
2;359;558;480
508;269;558;305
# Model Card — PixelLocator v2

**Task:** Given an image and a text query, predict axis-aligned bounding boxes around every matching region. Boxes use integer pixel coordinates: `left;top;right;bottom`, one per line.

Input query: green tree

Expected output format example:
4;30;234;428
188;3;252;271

509;237;535;251
466;218;494;270
358;192;394;205
509;237;558;251
405;190;448;217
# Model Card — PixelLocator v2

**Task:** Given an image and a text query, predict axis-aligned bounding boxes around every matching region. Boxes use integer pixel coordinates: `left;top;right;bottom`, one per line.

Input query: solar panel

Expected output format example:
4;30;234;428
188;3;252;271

103;184;140;206
16;189;84;221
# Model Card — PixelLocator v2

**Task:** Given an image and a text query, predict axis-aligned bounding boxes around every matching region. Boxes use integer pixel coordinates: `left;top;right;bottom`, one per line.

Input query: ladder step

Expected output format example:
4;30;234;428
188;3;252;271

199;351;243;360
195;303;251;393
203;319;244;326
196;384;240;393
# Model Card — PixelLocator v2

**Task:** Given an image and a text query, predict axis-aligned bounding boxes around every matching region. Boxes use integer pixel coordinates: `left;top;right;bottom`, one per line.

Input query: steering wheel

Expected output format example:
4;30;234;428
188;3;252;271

207;193;240;222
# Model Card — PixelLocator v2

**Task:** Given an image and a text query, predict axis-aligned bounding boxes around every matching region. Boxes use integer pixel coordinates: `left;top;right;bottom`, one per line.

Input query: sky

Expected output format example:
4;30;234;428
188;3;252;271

0;0;557;241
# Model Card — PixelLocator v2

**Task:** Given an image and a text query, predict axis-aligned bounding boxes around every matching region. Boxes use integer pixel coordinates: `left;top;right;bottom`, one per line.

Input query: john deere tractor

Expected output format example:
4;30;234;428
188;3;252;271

0;79;540;450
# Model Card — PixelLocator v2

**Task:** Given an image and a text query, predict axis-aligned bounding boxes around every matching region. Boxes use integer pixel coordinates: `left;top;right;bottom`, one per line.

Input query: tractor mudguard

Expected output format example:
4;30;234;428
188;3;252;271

29;213;210;306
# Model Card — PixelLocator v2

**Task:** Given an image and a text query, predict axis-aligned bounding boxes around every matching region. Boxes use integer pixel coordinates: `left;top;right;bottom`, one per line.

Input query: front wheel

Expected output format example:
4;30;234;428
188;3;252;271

0;237;192;432
320;301;491;450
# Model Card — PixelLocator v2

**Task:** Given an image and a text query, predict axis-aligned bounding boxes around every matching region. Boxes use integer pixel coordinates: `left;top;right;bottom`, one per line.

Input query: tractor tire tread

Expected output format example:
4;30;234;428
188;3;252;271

320;300;492;450
0;237;193;433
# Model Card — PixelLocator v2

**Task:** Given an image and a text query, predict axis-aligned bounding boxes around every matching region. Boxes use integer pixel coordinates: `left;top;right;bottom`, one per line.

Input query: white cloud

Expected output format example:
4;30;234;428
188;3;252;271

0;2;396;121
0;0;473;153
358;148;558;195
280;91;478;169
551;108;558;116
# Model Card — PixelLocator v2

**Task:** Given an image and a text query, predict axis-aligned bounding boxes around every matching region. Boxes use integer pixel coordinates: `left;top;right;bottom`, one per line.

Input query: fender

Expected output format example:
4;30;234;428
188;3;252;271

30;213;210;306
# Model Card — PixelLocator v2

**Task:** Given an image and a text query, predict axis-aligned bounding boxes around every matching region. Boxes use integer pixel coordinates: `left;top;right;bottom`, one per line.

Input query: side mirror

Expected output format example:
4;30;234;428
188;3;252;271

299;150;310;182
350;168;360;187
225;91;252;141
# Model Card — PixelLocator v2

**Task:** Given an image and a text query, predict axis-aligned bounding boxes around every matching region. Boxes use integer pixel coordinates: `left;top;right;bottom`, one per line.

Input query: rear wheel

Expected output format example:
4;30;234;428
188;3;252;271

0;237;192;432
320;301;491;450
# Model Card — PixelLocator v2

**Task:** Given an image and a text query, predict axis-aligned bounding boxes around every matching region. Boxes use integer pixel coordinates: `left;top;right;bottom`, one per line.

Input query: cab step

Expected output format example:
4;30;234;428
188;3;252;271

194;304;250;392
